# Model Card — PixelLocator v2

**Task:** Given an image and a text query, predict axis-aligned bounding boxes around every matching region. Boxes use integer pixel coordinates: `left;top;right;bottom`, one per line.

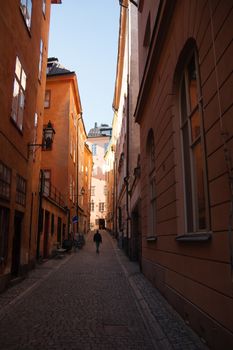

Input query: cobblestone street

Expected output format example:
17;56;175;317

0;231;207;350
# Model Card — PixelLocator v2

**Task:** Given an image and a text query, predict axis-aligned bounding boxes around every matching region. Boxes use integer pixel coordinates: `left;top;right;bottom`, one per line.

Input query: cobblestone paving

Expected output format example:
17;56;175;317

0;231;208;350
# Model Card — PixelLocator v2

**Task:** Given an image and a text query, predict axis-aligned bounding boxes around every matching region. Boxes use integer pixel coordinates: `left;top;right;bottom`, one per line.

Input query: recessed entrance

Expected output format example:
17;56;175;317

11;211;23;277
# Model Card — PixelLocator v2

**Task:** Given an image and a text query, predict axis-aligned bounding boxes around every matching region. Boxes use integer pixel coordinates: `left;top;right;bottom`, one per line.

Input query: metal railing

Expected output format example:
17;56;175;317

43;181;65;207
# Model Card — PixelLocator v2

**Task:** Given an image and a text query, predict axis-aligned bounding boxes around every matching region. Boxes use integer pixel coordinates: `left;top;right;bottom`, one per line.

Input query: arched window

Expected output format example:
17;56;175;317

179;49;209;232
146;130;156;237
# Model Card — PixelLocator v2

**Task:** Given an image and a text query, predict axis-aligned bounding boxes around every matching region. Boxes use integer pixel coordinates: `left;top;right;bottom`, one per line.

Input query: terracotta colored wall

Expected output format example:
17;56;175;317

137;0;233;348
42;76;77;242
0;0;53;290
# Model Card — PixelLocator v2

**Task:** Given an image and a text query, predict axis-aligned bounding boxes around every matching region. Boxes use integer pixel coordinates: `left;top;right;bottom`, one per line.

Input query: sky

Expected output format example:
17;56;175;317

48;0;120;134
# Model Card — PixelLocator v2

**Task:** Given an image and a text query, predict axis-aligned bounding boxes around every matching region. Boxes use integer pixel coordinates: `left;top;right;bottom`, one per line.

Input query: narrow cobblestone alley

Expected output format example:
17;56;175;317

0;231;207;350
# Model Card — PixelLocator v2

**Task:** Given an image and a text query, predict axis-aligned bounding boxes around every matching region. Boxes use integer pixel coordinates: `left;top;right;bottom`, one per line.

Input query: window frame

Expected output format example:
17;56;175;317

20;0;32;30
99;202;104;213
179;50;210;233
42;0;46;17
0;162;11;201
11;56;27;131
16;174;27;206
42;169;51;197
92;144;97;156
91;186;95;196
38;39;44;81
44;90;51;109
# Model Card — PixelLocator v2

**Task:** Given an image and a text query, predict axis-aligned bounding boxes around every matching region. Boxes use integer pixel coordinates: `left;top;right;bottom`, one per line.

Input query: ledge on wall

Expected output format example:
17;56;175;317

176;232;212;243
146;236;157;242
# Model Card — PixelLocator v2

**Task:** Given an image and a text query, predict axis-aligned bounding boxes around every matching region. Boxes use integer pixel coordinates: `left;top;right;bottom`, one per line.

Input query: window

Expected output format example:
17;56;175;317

0;207;10;263
11;57;26;131
16;175;26;206
104;186;108;196
0;162;11;201
91;186;95;196
44;90;51;108
38;40;44;80
20;0;32;29
32;113;38;159
42;0;46;16
92;144;97;156
43;170;51;196
147;130;156;237
180;51;208;232
99;202;104;213
91;201;94;212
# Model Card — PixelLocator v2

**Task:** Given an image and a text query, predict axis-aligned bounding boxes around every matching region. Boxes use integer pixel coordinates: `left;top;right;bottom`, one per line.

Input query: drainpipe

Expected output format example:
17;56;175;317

77;114;82;235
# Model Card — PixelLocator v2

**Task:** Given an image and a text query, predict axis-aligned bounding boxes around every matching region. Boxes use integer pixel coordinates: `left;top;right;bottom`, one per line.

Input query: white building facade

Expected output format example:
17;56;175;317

86;124;111;231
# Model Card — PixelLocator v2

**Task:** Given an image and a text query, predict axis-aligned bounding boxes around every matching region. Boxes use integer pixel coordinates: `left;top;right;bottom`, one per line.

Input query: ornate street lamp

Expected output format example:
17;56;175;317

28;120;56;156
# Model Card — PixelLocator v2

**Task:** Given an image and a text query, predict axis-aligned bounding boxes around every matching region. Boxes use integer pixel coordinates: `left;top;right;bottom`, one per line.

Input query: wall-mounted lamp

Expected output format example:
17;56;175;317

119;0;138;8
28;120;56;156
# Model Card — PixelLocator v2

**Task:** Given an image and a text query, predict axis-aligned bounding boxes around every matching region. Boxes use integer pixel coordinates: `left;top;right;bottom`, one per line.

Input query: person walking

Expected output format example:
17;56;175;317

93;230;102;253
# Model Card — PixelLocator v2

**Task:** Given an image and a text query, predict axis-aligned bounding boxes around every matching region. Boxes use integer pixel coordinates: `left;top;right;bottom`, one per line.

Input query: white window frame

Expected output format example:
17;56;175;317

11;57;26;131
20;0;32;29
38;39;44;80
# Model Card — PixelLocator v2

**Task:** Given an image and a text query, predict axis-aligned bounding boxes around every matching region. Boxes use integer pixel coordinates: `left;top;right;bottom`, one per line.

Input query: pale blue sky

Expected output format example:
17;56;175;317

48;0;120;134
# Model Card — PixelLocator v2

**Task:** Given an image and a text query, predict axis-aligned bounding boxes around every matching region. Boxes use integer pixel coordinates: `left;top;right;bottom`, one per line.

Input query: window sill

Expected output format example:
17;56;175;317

176;232;212;243
146;236;157;242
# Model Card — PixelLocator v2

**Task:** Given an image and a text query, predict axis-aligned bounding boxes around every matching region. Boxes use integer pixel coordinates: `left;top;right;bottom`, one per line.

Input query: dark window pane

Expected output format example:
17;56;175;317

182;124;193;232
193;142;206;230
191;109;201;141
180;77;187;124
188;55;198;111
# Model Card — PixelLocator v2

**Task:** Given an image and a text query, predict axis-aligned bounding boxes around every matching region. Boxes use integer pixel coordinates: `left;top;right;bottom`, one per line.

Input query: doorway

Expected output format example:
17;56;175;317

99;219;105;229
43;210;50;258
11;211;23;277
131;204;142;269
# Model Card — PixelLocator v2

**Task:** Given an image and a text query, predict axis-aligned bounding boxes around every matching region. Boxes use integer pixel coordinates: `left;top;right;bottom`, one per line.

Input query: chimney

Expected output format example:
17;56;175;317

94;122;98;128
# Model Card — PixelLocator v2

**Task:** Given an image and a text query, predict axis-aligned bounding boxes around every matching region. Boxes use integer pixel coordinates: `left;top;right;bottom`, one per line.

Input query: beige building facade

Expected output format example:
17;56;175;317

87;124;111;231
112;0;140;260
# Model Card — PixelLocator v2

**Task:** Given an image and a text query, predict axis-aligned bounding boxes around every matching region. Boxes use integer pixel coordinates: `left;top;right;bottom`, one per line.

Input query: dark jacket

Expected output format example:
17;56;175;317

93;232;102;243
